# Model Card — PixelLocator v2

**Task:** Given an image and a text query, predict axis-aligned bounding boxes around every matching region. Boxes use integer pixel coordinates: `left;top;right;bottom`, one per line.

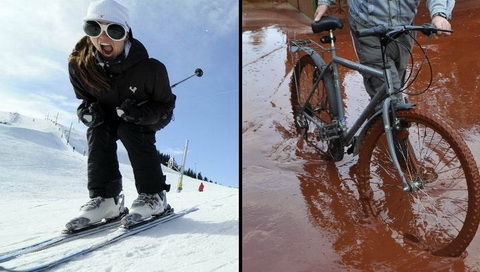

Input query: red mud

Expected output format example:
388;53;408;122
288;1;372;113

242;1;480;271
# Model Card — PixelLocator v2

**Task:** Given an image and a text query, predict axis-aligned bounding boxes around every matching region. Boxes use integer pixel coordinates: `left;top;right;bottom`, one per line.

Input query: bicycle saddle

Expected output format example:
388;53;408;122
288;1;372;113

311;16;343;33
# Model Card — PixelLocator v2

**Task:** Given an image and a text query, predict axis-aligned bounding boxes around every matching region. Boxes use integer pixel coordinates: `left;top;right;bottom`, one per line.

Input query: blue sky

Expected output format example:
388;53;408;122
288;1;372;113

0;0;239;188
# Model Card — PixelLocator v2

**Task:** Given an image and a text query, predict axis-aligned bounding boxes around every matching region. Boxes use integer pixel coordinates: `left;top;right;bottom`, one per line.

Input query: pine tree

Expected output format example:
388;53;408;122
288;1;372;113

151;153;218;184
157;151;171;166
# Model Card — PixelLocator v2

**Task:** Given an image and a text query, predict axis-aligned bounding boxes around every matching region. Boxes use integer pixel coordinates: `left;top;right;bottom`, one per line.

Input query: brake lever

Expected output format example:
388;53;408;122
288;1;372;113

421;24;436;36
421;23;454;36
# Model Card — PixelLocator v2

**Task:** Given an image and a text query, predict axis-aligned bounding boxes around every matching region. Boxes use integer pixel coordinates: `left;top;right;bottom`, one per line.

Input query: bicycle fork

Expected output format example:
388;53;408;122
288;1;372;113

381;98;410;191
381;64;422;192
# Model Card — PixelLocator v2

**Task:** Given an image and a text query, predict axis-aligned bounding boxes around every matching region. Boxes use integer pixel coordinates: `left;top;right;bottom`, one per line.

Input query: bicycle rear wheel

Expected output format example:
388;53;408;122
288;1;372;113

291;55;343;161
357;108;480;256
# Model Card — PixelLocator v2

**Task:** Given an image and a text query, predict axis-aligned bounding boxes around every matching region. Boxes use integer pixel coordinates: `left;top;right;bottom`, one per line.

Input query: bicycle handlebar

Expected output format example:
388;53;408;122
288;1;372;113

355;24;453;38
355;25;389;37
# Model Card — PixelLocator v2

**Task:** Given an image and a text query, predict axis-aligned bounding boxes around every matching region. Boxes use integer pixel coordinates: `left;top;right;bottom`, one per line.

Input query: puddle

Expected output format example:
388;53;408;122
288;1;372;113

243;1;480;271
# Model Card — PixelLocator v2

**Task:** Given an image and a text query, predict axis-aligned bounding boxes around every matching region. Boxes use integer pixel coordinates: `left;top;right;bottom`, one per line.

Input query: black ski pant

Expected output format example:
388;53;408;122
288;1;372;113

86;120;169;198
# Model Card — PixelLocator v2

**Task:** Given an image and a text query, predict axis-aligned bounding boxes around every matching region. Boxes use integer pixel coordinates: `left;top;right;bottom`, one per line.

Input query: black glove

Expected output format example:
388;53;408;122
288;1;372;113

78;102;104;128
116;99;144;123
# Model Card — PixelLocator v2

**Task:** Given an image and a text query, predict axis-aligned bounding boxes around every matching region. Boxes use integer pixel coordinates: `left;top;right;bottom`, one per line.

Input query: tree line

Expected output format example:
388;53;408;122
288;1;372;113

157;152;216;184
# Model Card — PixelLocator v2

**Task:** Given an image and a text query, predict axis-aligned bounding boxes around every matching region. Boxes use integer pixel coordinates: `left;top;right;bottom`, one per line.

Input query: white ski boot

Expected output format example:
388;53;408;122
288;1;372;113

120;191;168;228
130;191;168;218
65;192;127;232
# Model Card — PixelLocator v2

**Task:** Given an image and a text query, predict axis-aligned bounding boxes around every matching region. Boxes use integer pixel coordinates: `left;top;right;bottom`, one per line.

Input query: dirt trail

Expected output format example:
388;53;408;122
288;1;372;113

243;1;480;271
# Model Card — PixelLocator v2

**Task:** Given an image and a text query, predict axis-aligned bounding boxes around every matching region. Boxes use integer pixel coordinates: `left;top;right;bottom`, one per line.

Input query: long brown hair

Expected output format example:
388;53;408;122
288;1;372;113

68;36;110;91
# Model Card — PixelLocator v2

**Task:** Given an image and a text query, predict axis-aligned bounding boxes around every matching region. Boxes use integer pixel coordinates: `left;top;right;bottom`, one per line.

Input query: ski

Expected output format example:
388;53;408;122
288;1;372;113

0;213;126;263
120;205;173;229
0;207;199;272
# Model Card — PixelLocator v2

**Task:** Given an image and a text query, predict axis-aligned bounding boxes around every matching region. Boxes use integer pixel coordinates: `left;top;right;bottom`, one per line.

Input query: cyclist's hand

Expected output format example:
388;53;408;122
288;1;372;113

431;16;452;37
314;4;328;21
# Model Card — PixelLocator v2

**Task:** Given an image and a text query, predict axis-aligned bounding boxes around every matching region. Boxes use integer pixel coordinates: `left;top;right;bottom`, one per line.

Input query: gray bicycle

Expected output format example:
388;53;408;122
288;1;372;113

290;16;480;257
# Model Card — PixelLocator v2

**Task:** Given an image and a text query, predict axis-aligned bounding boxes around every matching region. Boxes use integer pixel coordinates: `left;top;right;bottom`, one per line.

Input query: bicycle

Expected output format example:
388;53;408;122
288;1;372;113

289;15;480;257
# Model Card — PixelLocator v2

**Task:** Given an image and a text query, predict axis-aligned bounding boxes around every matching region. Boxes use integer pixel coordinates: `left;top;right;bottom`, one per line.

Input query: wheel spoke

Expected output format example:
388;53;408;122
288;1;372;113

291;55;342;161
357;109;480;256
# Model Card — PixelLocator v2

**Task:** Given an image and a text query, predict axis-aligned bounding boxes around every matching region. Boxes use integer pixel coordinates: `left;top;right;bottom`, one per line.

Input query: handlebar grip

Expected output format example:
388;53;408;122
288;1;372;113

355;25;388;37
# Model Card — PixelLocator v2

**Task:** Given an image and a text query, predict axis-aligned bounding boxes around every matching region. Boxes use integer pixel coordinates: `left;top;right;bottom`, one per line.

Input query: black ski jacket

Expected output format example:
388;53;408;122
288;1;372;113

69;38;176;131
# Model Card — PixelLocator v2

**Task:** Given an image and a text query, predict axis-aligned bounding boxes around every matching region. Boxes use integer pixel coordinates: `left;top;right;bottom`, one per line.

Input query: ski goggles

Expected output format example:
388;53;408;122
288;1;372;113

83;20;128;41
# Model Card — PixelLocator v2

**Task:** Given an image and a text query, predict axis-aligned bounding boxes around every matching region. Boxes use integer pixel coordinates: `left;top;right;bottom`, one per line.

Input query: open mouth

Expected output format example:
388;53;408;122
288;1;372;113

100;43;114;57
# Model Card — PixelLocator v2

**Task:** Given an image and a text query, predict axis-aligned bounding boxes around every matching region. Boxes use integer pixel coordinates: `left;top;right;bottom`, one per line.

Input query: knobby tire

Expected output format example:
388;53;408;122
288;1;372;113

357;108;480;256
291;55;343;161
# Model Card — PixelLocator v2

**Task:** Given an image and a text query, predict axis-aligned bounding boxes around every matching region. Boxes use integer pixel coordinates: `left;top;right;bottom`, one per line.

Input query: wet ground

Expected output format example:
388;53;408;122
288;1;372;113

242;1;480;271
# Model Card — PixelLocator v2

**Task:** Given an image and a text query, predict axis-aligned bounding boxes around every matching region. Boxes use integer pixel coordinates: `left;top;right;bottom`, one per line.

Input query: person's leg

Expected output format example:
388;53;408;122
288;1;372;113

87;122;122;198
117;122;170;194
65;122;124;230
348;16;414;98
349;17;417;168
392;32;415;91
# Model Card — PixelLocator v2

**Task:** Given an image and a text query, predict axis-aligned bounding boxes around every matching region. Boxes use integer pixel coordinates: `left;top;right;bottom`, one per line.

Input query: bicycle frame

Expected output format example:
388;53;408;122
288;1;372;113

292;30;415;191
289;19;480;257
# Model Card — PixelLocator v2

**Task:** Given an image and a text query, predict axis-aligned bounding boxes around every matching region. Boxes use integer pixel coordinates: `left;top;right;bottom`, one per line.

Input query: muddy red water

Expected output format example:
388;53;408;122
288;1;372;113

242;1;480;271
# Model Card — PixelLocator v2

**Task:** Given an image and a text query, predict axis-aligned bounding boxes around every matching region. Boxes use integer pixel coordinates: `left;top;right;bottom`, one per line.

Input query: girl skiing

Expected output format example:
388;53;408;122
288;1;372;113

66;0;175;230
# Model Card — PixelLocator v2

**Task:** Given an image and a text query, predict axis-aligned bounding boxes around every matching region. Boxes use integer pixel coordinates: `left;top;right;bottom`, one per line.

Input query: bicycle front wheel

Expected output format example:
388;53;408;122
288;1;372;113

291;55;343;161
357;108;480;256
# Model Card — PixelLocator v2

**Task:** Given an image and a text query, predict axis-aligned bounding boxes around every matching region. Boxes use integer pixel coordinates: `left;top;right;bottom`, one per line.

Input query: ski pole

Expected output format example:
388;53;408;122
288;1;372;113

116;68;203;118
171;68;203;89
136;68;203;106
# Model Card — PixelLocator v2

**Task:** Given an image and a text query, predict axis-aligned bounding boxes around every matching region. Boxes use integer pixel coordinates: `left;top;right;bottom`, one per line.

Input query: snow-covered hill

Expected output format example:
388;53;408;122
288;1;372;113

0;111;239;272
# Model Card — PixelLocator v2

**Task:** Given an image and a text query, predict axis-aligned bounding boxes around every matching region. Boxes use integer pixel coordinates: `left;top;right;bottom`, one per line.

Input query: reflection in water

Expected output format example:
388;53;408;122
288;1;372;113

407;5;480;130
243;26;285;63
295;146;469;270
243;2;480;271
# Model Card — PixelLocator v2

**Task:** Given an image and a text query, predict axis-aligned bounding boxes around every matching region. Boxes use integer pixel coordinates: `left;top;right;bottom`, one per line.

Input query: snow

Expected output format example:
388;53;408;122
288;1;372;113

0;111;239;272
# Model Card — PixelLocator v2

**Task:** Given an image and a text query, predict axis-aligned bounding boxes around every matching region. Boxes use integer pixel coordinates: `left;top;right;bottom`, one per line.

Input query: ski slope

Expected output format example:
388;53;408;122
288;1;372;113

0;111;239;272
